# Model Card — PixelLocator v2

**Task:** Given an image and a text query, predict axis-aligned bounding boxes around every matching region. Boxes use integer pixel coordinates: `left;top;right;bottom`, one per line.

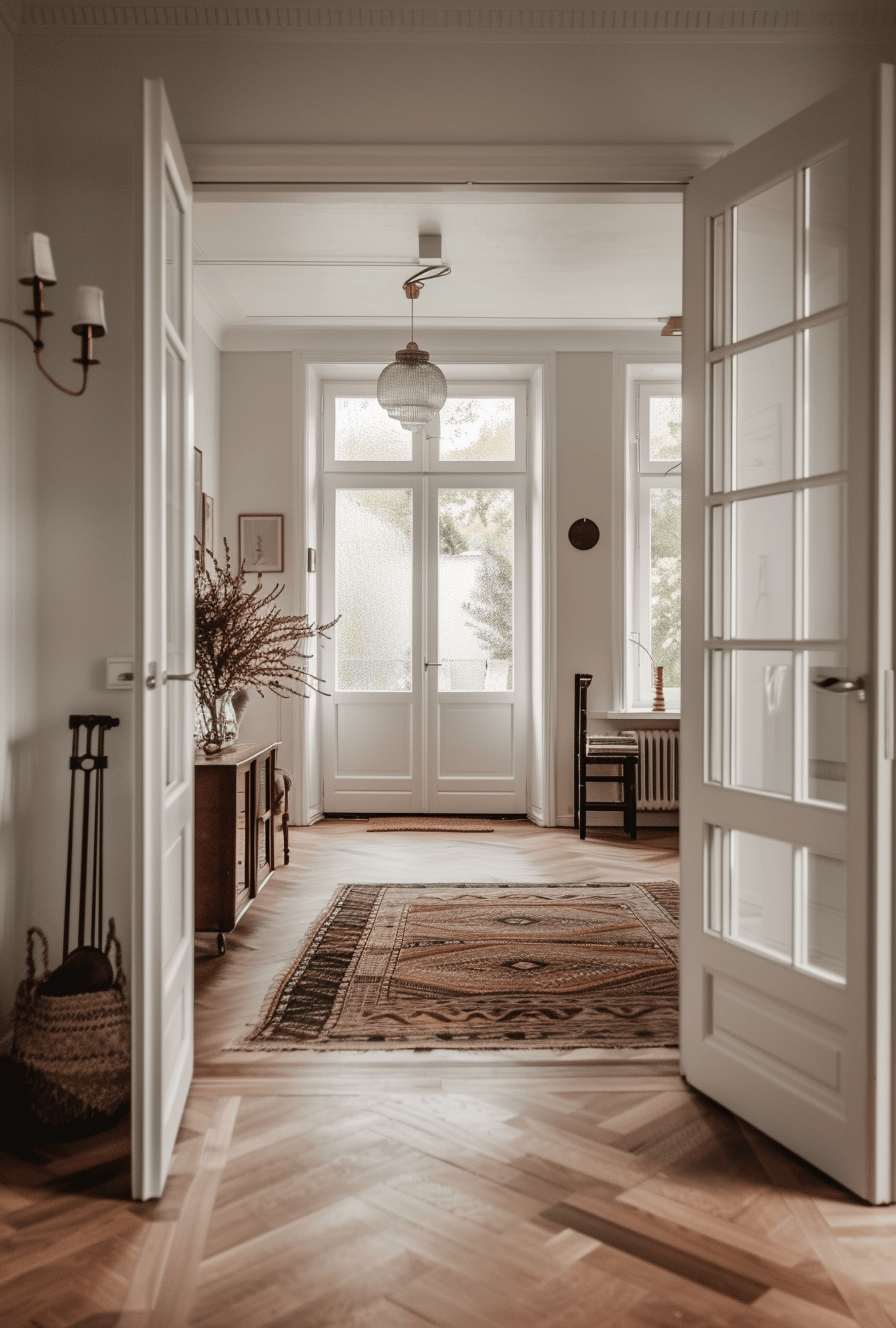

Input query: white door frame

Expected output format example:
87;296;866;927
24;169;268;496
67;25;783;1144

292;353;557;825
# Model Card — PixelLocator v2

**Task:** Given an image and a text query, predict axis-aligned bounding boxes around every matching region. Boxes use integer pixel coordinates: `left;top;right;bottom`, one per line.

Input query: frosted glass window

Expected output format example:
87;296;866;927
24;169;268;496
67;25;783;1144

806;653;847;808
805;485;846;640
650;487;681;688
807;148;848;315
649;396;682;463
335;398;413;462
732;830;793;959
806;320;846;476
439;399;515;462
735;338;794;489
438;489;513;691
733;651;793;797
335;489;412;691
166;347;185;789
734;493;793;639
807;853;846;979
164;177;183;337
735;178;794;341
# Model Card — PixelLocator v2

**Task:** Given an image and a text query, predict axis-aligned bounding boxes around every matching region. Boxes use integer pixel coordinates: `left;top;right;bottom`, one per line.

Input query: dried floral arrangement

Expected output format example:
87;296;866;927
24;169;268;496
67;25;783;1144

195;541;335;750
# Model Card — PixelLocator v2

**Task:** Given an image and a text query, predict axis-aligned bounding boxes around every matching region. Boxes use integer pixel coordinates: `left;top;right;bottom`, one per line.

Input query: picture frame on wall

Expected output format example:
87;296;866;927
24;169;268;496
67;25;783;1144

239;514;284;573
194;448;203;547
202;493;214;560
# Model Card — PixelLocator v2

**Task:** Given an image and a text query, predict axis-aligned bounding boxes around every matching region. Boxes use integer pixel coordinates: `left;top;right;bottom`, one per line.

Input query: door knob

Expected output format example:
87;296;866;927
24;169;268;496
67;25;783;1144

812;675;867;702
424;659;441;668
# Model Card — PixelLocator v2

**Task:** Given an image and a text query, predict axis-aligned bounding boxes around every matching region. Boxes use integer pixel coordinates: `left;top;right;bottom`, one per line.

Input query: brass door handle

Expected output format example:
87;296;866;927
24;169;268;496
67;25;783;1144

812;675;866;702
164;671;196;683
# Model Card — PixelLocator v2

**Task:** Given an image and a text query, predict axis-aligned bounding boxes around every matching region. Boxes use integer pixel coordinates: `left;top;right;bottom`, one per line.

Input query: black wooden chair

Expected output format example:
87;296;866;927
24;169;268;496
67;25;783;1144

574;673;639;840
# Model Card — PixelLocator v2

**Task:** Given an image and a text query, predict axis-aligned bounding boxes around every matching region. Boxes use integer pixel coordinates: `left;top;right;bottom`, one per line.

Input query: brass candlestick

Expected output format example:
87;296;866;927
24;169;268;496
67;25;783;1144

653;665;665;712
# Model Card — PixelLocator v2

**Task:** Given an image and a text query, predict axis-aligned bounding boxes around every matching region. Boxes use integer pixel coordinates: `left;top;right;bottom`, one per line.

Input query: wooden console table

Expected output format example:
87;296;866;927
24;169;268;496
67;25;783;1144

195;739;281;954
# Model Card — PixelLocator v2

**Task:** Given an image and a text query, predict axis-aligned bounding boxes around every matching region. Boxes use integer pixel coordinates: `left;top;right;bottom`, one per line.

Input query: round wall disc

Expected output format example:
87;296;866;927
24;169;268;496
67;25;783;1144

568;518;600;550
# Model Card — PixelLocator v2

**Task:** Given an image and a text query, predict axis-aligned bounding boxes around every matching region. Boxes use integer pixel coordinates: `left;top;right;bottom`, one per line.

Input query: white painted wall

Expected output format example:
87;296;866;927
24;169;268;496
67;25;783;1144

193;320;221;533
7;27;894;991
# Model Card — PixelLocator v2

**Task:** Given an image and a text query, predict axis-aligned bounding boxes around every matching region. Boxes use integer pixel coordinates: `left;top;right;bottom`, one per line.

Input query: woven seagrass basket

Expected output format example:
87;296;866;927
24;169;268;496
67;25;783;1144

11;922;130;1126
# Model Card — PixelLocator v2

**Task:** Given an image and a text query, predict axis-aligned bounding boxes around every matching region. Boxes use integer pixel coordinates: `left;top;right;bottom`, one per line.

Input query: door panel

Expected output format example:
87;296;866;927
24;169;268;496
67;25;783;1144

681;66;894;1201
134;79;194;1200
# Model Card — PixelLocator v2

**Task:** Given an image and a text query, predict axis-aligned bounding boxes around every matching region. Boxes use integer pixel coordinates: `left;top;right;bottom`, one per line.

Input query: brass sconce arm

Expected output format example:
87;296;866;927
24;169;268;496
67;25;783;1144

4;240;106;398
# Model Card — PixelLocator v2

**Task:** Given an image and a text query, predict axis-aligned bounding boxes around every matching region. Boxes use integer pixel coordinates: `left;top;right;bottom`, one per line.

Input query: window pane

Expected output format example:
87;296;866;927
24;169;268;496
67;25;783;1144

733;650;793;797
164;176;183;337
650;487;681;688
439;398;515;462
335;489;412;690
732;830;793;960
806;652;847;807
735;337;794;489
806;148;848;315
806;319;846;476
735;178;794;341
439;488;513;691
806;485;846;640
807;853;846;979
734;492;793;639
335;398;412;462
649;395;682;463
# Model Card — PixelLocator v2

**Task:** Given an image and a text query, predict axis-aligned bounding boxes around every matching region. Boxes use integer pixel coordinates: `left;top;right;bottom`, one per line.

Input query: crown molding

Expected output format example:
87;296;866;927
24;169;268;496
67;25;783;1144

8;5;896;40
185;142;730;186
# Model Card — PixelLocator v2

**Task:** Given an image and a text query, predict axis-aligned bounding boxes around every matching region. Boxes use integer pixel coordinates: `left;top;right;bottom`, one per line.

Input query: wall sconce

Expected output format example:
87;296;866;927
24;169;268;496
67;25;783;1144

0;233;105;397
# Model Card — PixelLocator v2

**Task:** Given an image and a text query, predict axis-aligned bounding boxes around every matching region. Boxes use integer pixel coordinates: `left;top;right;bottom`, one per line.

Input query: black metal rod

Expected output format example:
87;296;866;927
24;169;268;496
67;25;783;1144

63;720;80;961
76;721;95;949
96;726;106;947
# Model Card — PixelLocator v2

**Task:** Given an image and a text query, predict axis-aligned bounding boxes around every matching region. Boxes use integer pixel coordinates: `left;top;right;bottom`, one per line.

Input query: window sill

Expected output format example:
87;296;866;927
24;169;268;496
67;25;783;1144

589;710;681;721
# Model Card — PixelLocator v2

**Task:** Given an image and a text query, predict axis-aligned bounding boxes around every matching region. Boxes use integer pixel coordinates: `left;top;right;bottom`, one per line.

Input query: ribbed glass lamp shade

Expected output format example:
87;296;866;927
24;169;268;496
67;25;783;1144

377;343;448;430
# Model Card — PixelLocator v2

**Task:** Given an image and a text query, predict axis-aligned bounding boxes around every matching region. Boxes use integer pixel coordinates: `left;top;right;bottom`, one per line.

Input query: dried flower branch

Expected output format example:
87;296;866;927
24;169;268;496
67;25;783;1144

194;542;336;744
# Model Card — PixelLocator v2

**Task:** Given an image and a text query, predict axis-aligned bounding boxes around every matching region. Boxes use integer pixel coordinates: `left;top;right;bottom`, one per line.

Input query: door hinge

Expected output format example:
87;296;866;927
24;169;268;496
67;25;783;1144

886;669;894;760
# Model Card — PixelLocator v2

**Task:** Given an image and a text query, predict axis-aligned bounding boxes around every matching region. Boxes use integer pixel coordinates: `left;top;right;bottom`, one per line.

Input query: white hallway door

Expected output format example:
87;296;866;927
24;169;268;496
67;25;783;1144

133;79;195;1200
321;392;528;814
680;66;895;1201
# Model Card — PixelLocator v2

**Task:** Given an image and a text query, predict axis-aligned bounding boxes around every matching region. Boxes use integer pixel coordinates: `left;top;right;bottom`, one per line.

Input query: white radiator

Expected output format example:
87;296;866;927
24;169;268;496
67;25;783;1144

636;729;680;811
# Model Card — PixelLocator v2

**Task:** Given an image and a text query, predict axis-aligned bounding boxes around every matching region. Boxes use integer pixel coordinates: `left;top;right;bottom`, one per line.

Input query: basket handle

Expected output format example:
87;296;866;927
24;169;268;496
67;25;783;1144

26;927;50;985
104;917;126;988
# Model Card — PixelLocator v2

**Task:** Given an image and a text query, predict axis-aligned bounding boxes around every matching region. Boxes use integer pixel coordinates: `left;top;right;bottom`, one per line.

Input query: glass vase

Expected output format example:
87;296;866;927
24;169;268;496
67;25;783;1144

194;692;239;754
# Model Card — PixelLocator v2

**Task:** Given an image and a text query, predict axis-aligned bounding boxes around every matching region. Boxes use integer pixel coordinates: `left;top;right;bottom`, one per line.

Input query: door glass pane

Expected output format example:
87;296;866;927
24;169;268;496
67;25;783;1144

166;346;185;789
735;178;794;341
439;399;515;462
734;493;793;638
335;398;412;462
335;489;412;690
806;485;846;640
732;830;793;960
806;653;847;807
648;395;682;463
439;488;513;691
650;486;681;689
806;852;847;979
806;319;846;476
735;337;794;488
711;361;724;493
806;148;849;314
733;651;793;797
164;176;183;338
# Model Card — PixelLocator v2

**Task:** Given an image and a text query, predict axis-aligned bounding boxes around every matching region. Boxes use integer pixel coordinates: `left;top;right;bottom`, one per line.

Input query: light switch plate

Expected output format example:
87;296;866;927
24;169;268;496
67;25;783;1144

107;657;135;689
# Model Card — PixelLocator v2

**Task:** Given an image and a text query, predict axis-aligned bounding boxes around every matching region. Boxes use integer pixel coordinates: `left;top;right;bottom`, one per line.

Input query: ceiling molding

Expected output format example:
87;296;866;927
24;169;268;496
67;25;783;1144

9;5;896;39
185;142;730;186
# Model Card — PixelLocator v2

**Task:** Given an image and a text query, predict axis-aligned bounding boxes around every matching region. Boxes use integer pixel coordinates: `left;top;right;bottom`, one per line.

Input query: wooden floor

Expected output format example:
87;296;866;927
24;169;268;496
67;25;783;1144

4;820;896;1327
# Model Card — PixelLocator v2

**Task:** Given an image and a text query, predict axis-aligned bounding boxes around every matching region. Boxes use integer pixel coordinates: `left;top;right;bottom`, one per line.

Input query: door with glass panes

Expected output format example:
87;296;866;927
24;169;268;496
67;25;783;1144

680;66;895;1201
321;385;528;814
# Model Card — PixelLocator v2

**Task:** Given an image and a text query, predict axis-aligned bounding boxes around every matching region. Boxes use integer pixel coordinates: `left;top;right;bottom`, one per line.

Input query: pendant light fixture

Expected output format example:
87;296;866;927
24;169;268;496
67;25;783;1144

377;247;451;430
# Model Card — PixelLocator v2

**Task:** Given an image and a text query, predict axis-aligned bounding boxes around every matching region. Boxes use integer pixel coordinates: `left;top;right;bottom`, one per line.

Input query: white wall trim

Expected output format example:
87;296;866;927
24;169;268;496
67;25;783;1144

185;142;728;187
10;5;896;41
192;279;226;350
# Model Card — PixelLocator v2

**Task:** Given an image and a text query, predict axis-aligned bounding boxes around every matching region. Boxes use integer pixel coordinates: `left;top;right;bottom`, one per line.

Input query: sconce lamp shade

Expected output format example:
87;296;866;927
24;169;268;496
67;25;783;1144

377;343;447;430
73;285;106;335
20;232;56;285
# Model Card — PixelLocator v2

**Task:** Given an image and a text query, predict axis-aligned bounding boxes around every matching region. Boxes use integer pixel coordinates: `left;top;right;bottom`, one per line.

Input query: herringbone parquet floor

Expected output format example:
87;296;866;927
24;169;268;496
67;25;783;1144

4;821;896;1328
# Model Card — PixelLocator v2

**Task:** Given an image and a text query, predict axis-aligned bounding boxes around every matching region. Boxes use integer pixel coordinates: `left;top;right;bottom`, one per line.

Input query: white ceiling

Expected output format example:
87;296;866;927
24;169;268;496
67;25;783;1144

192;192;682;332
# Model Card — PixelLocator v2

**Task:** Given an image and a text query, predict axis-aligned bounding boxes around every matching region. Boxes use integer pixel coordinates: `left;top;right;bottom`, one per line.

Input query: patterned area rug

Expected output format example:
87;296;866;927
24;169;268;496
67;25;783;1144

367;818;496;832
235;882;679;1051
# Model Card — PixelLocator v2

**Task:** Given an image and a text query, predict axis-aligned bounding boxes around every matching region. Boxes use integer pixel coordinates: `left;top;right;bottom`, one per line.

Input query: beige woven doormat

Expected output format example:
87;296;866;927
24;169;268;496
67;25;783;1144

367;817;496;832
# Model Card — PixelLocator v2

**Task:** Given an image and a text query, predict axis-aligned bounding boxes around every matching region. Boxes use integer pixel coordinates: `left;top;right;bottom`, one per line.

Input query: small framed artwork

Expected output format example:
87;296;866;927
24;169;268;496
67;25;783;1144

240;514;284;573
194;448;203;546
202;493;214;560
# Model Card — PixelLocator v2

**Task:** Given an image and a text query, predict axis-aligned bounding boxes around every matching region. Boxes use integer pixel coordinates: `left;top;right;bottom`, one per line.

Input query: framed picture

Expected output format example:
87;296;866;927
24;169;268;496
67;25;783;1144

194;448;203;546
239;514;284;573
202;493;214;560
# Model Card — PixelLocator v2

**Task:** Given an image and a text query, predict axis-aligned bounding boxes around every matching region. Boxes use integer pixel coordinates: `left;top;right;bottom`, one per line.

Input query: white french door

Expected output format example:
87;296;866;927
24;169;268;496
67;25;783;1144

680;66;894;1201
134;79;195;1200
321;472;528;814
